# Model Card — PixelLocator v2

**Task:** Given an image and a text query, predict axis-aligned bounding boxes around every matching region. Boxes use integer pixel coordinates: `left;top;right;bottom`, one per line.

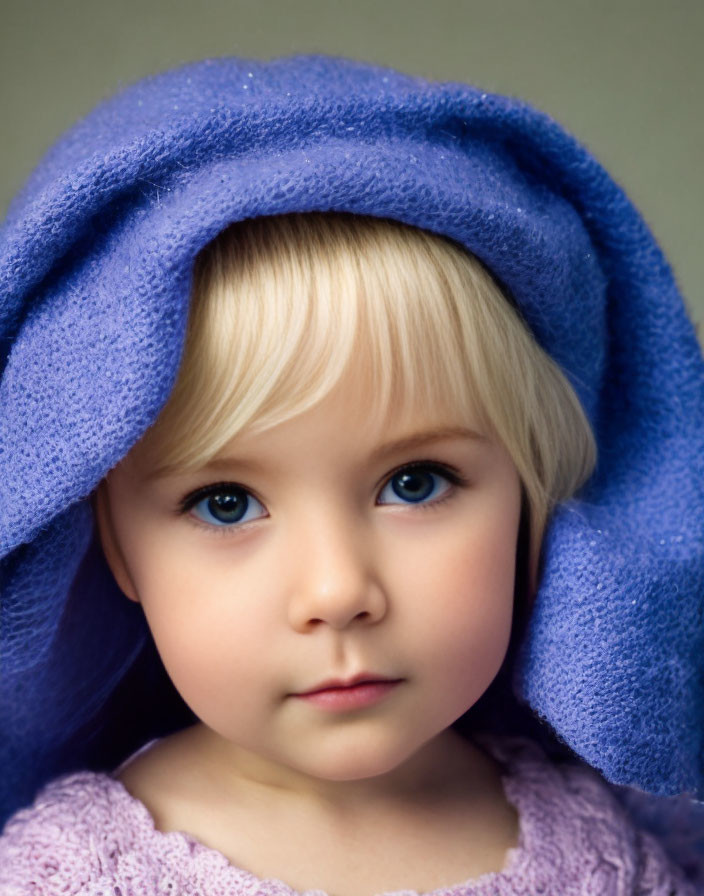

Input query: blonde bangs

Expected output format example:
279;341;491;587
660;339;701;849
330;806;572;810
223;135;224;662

137;213;484;472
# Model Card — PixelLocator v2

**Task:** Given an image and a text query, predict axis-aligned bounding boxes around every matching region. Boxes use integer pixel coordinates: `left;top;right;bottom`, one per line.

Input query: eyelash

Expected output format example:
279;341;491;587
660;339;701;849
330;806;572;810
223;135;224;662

176;461;470;537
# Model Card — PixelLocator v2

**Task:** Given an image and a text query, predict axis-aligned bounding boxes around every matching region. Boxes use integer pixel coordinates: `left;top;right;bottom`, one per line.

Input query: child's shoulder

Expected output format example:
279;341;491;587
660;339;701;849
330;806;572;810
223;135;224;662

0;769;122;839
0;757;251;896
479;733;701;893
0;770;132;893
0;767;184;895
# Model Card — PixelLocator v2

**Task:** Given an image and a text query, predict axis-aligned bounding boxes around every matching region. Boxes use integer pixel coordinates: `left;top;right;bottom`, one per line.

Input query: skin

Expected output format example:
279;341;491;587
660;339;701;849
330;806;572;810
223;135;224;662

95;366;524;821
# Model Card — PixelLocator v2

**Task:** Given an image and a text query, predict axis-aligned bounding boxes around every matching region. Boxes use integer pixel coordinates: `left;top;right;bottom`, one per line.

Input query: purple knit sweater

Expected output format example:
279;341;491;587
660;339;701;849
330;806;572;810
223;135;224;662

0;735;694;895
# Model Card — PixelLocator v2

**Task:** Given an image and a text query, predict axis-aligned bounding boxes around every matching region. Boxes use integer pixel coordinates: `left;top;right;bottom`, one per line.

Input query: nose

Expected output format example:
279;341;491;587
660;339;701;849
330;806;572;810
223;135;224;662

286;513;388;633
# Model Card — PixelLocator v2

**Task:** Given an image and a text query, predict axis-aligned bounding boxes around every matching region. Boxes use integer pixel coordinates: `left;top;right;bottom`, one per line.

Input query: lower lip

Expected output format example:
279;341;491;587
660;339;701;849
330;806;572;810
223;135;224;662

295;680;401;711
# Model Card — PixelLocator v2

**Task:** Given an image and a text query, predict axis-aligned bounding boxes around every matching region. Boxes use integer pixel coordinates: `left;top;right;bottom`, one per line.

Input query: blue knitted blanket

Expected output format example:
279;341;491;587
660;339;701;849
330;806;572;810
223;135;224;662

1;55;703;862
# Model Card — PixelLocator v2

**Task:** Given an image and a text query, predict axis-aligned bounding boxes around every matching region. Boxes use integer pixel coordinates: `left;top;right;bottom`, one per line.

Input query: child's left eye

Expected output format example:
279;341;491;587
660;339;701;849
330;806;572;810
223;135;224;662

377;463;462;506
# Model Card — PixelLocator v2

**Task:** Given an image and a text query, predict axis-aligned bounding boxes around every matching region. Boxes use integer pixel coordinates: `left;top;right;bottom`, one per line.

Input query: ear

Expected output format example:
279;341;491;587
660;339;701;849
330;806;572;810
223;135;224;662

92;480;141;603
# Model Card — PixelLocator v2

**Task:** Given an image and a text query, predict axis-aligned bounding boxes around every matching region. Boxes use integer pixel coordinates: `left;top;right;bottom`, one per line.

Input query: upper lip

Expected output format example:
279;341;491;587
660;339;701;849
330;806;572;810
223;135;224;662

296;672;401;695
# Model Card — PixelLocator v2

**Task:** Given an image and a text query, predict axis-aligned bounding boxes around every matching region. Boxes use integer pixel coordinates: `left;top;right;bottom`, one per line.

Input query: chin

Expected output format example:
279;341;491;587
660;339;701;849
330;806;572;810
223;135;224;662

300;736;422;783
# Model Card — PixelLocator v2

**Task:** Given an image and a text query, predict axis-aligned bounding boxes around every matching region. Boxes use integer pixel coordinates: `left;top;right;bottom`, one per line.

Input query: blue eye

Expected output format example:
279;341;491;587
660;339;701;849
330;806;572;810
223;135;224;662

189;486;266;528
378;465;455;506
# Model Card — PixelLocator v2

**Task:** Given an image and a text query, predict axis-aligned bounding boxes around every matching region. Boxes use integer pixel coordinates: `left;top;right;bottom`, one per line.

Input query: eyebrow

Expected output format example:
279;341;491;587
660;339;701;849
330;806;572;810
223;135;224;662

369;425;488;463
166;425;488;480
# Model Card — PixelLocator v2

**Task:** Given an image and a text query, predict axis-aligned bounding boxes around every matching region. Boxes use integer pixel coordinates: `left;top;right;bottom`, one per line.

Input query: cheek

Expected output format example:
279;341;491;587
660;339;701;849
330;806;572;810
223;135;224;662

406;518;516;614
115;522;276;713
397;521;517;683
139;580;273;727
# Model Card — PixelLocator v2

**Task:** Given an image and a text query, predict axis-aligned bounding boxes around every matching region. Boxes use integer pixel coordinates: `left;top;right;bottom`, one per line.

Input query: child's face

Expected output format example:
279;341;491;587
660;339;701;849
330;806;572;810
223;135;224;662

96;367;522;792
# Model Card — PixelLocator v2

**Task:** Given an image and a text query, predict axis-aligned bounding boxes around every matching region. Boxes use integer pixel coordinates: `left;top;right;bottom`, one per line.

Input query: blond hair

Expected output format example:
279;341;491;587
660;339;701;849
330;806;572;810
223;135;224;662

135;212;596;586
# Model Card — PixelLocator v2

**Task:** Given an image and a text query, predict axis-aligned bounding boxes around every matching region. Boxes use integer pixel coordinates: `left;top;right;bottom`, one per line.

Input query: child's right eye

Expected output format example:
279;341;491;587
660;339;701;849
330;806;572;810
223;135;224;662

181;484;267;529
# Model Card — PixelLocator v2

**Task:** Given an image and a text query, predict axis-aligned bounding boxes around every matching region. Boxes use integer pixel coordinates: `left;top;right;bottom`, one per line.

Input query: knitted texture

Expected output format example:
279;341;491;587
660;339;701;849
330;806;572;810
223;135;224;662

0;735;696;895
1;54;703;835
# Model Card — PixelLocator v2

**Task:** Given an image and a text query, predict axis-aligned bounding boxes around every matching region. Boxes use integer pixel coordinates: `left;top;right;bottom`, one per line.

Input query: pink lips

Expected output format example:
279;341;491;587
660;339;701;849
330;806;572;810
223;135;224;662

294;674;402;711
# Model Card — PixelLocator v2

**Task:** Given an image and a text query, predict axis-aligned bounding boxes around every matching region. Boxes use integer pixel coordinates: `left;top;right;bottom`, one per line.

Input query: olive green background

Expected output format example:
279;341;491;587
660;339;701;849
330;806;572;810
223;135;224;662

2;0;702;334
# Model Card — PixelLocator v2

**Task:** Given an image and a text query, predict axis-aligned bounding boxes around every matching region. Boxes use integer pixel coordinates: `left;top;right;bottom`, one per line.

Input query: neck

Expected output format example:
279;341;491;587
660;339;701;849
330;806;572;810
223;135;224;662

190;723;502;819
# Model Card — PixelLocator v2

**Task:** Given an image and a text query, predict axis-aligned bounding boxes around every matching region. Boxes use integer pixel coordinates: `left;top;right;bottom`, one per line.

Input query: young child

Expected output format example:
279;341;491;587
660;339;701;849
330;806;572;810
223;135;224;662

1;56;703;894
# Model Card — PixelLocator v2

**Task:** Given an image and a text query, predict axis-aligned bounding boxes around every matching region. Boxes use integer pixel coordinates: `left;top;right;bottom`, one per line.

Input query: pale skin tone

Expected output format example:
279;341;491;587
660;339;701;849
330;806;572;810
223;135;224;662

95;366;524;895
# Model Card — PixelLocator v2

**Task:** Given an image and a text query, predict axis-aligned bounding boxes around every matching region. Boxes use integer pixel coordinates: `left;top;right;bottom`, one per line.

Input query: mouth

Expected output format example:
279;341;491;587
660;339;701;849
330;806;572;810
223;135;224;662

292;675;403;712
296;672;402;696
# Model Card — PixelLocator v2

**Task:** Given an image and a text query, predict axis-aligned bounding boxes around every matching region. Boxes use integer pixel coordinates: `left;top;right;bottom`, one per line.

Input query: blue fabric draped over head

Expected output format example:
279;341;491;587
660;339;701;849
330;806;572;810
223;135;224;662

1;55;703;828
